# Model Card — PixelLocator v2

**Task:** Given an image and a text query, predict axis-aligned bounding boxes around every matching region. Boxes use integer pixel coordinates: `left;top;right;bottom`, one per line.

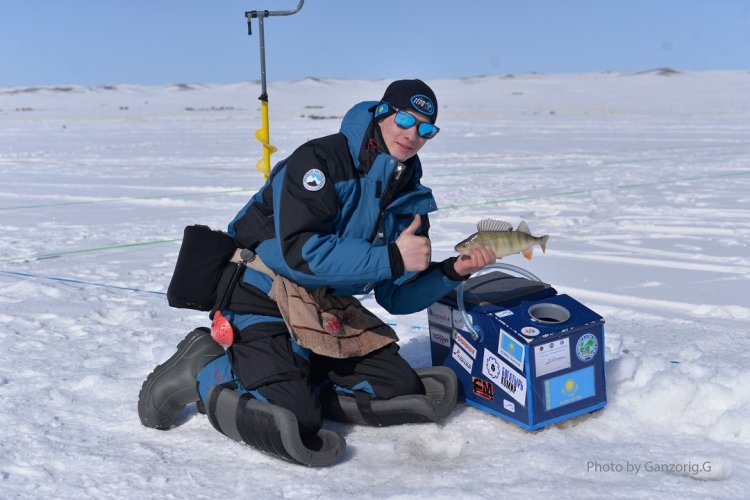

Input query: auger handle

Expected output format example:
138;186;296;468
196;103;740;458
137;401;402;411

245;0;305;29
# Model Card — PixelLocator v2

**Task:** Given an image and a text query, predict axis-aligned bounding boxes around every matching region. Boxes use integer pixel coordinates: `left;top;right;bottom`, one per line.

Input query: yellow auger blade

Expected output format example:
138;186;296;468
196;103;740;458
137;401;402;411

255;100;277;181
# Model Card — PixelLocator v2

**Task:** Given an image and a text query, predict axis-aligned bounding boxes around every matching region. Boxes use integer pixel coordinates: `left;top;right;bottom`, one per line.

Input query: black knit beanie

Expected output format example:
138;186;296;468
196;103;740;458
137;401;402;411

375;79;438;123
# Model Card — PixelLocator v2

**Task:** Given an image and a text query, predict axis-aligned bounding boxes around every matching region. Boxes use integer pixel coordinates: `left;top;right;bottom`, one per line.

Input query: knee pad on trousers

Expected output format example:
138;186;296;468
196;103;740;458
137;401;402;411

322;366;458;426
206;384;346;467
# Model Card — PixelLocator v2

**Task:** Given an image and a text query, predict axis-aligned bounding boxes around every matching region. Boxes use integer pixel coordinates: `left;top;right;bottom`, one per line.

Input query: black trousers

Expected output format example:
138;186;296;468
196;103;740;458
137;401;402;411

227;322;425;437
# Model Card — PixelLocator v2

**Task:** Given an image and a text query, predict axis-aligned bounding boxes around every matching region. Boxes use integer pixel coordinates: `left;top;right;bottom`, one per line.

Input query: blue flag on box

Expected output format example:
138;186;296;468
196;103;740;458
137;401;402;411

544;366;596;411
499;331;525;370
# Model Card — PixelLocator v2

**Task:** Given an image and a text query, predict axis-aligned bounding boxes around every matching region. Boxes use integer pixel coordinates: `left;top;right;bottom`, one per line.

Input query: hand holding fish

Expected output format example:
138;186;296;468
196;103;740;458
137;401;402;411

454;244;497;276
396;214;431;272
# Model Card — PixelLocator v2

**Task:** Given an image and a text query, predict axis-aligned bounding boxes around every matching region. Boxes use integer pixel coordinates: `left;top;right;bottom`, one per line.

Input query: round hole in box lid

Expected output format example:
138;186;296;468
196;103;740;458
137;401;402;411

528;303;570;324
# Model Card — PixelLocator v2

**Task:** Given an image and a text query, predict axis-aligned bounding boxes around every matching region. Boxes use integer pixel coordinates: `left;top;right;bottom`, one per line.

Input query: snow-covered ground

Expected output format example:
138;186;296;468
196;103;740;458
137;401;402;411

1;70;749;498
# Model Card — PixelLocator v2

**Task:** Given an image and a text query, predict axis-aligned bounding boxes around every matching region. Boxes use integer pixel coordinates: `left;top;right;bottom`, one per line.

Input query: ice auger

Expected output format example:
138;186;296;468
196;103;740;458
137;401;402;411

245;0;305;180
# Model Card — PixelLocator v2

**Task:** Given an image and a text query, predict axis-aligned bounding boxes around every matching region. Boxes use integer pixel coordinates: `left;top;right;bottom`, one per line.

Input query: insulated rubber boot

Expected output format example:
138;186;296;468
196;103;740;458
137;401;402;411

138;327;225;430
206;384;346;467
322;366;458;426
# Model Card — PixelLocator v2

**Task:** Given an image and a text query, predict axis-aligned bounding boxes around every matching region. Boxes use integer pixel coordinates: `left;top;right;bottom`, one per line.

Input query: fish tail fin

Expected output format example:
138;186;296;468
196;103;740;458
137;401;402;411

540;234;549;253
521;248;533;260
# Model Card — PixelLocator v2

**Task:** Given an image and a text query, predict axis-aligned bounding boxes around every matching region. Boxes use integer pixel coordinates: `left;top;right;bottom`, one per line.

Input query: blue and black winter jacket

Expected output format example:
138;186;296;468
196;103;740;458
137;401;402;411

227;101;463;320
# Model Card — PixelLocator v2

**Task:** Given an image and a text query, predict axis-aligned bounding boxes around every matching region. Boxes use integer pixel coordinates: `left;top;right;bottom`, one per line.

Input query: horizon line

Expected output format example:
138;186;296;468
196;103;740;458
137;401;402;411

3;67;750;91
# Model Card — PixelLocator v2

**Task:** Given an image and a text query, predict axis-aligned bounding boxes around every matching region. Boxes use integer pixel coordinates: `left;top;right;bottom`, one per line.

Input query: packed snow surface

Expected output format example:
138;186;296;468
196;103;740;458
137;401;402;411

1;70;749;498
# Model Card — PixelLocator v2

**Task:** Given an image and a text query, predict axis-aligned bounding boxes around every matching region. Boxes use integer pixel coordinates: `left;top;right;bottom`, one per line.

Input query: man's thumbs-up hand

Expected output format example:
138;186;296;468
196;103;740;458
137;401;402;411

395;214;431;272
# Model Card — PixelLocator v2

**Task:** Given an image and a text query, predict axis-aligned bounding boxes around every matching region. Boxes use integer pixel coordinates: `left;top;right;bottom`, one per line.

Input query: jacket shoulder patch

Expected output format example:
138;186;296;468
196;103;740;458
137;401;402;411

303;169;326;191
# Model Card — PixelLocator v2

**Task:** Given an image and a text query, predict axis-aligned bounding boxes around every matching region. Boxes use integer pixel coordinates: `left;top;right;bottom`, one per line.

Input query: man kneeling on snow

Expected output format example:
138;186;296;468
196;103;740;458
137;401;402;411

138;79;496;466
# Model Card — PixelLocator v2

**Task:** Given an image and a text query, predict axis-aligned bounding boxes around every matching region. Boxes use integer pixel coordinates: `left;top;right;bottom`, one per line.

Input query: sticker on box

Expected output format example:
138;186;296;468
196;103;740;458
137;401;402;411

427;303;452;328
451;307;467;330
520;326;540;338
452;330;477;359
452;344;474;374
575;333;598;362
494;310;513;319
534;338;571;377
430;328;451;347
498;330;525;371
544;365;596;411
503;399;516;413
472;377;494;401
482;349;526;406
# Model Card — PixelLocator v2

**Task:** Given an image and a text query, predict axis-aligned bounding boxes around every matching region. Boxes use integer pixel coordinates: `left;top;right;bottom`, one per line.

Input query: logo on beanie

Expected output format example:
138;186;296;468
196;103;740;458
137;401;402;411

410;94;435;116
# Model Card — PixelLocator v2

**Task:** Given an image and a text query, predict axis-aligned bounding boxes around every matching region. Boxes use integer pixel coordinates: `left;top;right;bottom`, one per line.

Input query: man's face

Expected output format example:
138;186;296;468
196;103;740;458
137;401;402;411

378;109;430;162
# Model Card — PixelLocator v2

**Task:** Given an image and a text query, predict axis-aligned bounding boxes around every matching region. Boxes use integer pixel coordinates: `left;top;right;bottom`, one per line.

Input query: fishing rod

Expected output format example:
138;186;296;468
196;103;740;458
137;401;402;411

245;0;306;180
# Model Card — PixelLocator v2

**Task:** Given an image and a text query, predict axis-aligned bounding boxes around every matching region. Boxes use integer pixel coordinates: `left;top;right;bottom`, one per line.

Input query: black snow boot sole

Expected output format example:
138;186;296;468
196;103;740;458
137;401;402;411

322;366;458;426
138;327;225;430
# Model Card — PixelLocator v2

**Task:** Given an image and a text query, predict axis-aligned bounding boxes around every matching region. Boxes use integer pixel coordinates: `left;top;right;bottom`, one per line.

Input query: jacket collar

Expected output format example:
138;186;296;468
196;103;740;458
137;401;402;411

339;101;379;172
339;101;424;182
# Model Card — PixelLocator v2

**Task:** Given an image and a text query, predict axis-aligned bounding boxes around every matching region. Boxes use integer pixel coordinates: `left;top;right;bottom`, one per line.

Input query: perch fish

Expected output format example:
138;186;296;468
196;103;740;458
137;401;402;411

454;219;549;260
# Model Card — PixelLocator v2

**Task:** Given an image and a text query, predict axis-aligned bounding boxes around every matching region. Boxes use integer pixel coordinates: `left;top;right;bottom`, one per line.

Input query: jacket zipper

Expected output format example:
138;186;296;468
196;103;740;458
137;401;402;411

370;160;405;241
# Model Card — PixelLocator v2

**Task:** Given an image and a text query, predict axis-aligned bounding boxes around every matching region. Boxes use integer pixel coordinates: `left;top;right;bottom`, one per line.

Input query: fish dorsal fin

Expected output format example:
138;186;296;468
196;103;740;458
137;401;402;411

477;218;513;232
516;220;531;234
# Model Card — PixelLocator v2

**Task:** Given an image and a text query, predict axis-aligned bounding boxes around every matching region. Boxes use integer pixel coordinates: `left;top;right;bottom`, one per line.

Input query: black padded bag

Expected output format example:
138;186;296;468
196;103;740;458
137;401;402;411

167;225;238;311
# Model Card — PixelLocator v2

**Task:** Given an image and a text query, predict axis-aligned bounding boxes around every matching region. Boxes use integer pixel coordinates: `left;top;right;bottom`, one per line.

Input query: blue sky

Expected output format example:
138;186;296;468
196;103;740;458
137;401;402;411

1;0;748;87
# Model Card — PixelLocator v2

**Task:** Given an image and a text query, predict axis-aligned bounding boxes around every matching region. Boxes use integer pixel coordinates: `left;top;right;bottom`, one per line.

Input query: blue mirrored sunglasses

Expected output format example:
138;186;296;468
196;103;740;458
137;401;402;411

376;103;440;139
